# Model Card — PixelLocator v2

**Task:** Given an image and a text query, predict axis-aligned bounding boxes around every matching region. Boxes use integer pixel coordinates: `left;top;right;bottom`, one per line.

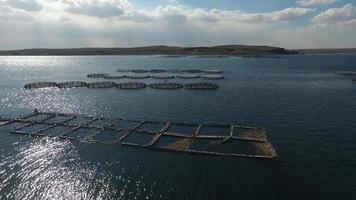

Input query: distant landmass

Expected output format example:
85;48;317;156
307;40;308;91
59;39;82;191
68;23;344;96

0;45;297;56
0;45;355;56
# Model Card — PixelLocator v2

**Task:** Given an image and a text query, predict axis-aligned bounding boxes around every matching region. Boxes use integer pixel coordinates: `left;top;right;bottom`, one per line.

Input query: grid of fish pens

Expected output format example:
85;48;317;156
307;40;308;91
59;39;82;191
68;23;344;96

0;110;277;159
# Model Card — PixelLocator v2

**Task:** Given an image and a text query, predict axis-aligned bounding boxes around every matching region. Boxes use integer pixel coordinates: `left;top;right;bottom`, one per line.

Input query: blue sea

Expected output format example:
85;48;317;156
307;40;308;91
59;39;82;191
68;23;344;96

0;54;356;199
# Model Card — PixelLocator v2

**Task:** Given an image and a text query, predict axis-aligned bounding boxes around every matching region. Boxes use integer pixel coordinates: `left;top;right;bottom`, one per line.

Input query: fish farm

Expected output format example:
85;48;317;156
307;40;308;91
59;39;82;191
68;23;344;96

116;82;147;89
24;81;221;90
0;110;278;159
115;69;223;74
149;82;184;89
185;82;219;90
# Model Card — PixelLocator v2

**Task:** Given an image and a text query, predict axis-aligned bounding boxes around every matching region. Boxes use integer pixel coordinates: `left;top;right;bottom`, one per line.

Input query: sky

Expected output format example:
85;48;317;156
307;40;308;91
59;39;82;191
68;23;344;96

0;0;356;49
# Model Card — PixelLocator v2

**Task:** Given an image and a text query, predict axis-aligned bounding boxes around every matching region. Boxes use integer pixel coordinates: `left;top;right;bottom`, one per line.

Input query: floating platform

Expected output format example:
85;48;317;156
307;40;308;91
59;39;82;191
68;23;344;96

116;82;147;89
176;75;201;79
87;81;116;89
149;82;183;89
0;110;278;160
24;82;58;89
57;81;87;88
202;75;225;80
185;82;219;90
87;73;109;78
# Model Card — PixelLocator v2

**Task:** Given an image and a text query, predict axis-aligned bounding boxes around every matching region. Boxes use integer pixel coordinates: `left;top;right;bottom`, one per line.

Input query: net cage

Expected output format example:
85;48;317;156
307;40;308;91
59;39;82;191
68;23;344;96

0;110;278;159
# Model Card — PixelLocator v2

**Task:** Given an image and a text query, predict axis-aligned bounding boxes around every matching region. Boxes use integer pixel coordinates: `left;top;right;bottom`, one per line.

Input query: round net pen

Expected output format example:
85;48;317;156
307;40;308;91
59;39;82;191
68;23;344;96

151;75;175;80
176;75;201;79
185;82;219;90
104;75;126;79
149;69;166;73
131;69;148;73
167;69;183;73
117;69;131;72
117;82;147;89
87;73;109;78
126;75;150;79
87;81;116;89
24;82;58;89
202;70;223;73
201;75;225;80
149;82;183;89
57;81;87;88
183;69;202;73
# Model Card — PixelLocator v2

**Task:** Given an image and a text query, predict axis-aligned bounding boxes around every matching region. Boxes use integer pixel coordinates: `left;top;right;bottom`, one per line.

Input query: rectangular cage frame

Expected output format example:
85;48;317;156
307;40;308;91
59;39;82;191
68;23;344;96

0;110;278;159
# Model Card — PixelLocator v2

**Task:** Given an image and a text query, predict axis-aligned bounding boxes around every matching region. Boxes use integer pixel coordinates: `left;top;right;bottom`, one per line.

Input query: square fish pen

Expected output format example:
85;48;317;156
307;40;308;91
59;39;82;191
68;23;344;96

1;110;278;160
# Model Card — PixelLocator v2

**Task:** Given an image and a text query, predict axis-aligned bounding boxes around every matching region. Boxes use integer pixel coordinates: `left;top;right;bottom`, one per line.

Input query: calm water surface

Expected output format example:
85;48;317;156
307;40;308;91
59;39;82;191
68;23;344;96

0;54;356;199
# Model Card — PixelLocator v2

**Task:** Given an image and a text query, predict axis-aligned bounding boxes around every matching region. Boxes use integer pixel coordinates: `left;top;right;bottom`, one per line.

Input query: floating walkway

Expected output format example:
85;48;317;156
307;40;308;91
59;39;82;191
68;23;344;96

0;110;278;160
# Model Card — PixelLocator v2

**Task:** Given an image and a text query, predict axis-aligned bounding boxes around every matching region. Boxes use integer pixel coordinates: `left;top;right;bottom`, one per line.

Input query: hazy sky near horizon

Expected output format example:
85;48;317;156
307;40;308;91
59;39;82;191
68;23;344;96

0;0;356;49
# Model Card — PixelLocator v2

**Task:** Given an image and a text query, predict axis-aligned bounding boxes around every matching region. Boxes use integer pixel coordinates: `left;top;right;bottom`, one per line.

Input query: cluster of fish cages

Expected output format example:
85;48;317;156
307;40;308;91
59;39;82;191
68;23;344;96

0;110;278;159
116;69;223;74
87;74;225;80
149;82;183;89
185;82;220;90
24;81;219;90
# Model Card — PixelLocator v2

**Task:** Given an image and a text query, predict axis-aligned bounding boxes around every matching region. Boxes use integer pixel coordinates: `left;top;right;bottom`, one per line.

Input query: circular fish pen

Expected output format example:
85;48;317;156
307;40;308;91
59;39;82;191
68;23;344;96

149;82;183;89
117;82;147;89
183;69;202;73
176;75;201;79
151;75;175;79
202;70;223;73
57;81;87;88
126;75;150;79
149;69;166;73
103;75;126;79
87;82;116;89
117;69;131;72
131;69;148;73
24;82;58;89
185;82;219;90
167;69;183;73
201;75;225;80
87;73;109;78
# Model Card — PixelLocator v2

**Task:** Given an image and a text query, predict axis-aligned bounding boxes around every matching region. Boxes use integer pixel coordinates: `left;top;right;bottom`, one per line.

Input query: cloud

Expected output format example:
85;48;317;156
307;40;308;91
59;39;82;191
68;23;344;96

0;5;34;21
312;4;356;23
6;0;42;11
64;0;131;18
337;18;356;28
139;6;313;24
296;0;337;7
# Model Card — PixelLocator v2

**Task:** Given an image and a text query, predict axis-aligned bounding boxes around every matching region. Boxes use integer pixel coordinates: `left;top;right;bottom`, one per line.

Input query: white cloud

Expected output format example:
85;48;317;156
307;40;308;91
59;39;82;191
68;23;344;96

7;0;42;12
0;5;34;21
296;0;337;7
63;0;132;18
312;4;356;23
